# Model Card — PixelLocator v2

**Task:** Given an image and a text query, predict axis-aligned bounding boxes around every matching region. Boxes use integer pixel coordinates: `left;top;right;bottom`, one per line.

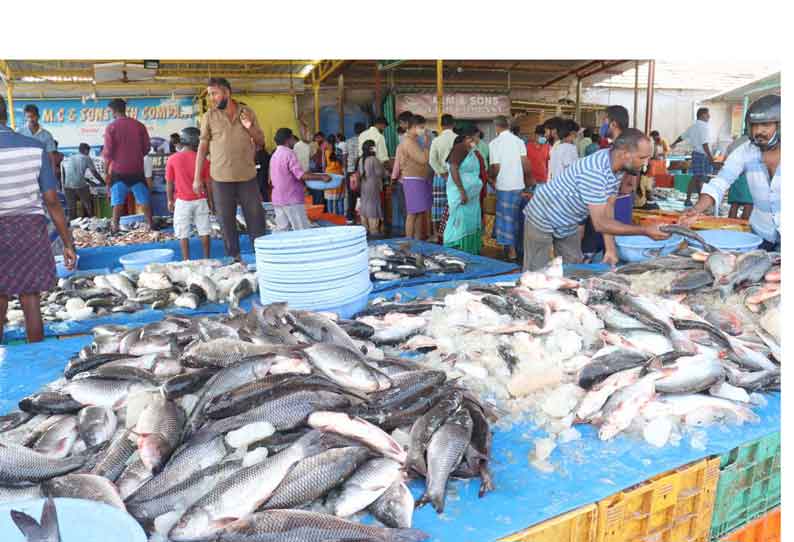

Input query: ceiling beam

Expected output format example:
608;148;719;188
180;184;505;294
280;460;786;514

16;59;314;66
12;69;308;80
540;60;603;88
313;60;353;85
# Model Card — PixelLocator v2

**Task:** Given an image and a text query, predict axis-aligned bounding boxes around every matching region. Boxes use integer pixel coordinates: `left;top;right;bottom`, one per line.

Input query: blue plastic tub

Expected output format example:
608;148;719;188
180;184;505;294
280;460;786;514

615;235;682;263
305;173;344;191
0;498;146;542
119;213;145;226
118;248;174;271
687;229;763;253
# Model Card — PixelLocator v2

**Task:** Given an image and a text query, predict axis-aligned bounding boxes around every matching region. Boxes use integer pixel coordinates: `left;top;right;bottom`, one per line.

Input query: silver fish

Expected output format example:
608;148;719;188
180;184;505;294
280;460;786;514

169;430;327;541
369;481;415;529
303;343;385;393
262;446;371;510
32;416;79;459
89;429;137;482
42;474;126;511
0;442;86;484
421;408;472;514
194;509;429;542
653;355;724;394
134;397;184;473
334;457;402;517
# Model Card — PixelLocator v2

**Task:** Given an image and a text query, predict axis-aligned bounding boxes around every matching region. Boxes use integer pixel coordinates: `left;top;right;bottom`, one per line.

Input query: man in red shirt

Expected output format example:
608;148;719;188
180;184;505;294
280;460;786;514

166;127;213;260
102;99;153;232
526;125;550;185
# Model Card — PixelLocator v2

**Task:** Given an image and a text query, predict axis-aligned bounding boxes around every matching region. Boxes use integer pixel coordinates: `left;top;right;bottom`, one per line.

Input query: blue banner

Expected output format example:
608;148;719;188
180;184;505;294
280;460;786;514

12;97;197;154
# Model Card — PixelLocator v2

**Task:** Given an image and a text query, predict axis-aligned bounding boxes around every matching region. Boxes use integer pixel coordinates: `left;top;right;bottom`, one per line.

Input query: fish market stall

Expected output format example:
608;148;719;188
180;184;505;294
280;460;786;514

2;260;259;343
368;238;519;294
0;300;780;541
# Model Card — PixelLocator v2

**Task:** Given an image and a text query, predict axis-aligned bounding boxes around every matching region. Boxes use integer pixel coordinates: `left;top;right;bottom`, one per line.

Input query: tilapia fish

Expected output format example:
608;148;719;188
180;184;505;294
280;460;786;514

0;442;86;484
421;408;473;513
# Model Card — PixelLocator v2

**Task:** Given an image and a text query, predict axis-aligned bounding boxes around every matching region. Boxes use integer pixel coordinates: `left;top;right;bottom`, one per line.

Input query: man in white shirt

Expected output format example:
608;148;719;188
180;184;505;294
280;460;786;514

681;95;781;250
428;114;457;239
672;107;714;207
293;120;312;174
488;115;532;261
358;116;389;164
549;119;580;180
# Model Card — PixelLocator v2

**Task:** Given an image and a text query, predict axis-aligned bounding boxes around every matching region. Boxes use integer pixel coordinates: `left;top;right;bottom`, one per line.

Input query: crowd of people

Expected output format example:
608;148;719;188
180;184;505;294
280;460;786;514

0;75;781;343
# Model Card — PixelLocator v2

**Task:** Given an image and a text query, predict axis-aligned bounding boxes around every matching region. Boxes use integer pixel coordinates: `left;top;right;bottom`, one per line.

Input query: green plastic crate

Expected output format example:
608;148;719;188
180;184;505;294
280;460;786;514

710;431;781;541
674;174;693;193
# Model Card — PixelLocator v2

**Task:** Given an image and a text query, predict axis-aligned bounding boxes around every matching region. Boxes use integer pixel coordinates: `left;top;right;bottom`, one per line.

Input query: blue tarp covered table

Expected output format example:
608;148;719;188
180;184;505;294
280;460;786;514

369;238;518;294
0;336;780;541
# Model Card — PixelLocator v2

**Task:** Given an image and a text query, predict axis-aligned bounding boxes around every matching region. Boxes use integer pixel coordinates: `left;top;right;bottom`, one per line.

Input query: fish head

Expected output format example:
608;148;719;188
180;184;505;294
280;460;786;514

138;434;170;473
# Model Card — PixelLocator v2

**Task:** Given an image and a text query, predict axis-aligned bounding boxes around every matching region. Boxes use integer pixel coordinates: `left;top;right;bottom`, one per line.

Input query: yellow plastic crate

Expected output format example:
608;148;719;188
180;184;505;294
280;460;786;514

499;504;597;542
596;457;721;542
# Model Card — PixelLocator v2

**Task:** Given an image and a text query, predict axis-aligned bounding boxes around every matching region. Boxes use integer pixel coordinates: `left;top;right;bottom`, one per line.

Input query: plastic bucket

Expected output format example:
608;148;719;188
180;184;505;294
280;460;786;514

687;229;763;253
118;248;175;271
305;173;344;191
615;235;682;263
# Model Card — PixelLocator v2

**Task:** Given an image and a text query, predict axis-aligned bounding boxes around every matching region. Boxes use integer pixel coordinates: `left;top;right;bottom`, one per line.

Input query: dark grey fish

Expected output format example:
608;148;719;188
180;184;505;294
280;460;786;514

578;349;651;390
718;250;773;299
659;225;718;252
368;481;415;529
668;269;715;294
405;390;463;476
19;392;83;415
0;411;34;433
161;368;217;400
420;408;473;514
64;353;136;379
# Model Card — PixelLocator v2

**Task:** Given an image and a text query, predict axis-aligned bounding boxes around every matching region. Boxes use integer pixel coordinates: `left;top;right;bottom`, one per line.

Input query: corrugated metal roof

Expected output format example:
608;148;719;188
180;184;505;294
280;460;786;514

594;61;780;91
705;72;780;102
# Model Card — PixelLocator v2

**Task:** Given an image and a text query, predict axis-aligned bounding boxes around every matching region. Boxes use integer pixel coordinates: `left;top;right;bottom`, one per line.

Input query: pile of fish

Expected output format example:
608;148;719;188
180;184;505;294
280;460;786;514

362;241;779;463
0;303;495;541
369;244;467;282
4;261;258;328
72;229;176;249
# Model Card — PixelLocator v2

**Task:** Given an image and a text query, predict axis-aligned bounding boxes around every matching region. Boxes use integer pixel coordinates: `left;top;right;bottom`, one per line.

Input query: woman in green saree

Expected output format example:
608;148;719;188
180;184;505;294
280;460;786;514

443;127;483;255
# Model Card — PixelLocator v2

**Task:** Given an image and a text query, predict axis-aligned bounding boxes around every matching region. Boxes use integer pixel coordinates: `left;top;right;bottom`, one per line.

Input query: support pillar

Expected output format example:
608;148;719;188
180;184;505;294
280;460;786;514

644;60;656;135
338;74;345;137
313;83;320;134
436;59;443;131
6;81;15;130
374;65;382;116
574;77;582;123
633;60;639;128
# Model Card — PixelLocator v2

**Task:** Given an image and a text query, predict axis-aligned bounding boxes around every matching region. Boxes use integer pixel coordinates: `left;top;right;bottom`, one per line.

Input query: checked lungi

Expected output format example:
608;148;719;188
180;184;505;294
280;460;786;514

431;174;448;226
492;189;524;248
0;215;57;295
691;151;712;177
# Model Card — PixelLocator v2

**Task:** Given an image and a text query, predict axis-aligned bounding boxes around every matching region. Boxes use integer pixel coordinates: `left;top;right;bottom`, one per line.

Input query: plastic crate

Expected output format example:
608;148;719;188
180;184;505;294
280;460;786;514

720;508;779;542
499;504;597;542
654;174;675;188
596;457;720;542
710;432;780;541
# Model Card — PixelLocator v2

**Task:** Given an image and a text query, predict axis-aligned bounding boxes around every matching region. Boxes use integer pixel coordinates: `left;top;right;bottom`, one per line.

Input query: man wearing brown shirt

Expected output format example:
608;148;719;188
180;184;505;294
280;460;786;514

195;77;268;260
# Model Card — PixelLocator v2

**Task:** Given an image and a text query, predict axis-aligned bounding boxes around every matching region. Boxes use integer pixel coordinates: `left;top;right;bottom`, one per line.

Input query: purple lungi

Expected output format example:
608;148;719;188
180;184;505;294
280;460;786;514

0;215;57;295
401;177;432;215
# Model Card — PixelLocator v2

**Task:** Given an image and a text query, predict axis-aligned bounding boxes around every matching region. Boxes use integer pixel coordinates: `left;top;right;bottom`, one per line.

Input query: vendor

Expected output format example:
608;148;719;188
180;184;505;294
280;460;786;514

0;95;76;344
522;128;670;271
681;95;781;250
671;107;714;207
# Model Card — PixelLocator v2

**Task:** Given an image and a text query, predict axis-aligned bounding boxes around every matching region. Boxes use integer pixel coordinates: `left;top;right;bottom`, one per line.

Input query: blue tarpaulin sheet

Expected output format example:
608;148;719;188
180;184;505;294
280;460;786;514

0;336;780;541
369;238;518;294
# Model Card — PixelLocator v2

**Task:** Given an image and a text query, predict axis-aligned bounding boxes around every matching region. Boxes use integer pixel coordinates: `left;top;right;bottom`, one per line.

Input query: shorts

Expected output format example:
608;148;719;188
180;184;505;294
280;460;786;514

274;204;311;231
173;199;211;239
111;181;150;207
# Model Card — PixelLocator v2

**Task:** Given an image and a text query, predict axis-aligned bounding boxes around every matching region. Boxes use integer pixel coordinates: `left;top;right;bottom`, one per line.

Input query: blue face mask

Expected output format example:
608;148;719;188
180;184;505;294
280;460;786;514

537;136;547;144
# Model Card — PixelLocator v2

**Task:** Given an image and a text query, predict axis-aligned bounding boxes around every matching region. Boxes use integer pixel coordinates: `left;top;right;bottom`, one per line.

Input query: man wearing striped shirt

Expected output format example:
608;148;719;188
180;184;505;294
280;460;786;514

0;96;75;343
522;128;670;271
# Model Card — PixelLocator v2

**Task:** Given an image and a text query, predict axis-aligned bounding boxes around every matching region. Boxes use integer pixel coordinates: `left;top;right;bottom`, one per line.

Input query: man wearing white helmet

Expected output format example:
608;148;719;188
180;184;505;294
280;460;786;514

681;95;781;250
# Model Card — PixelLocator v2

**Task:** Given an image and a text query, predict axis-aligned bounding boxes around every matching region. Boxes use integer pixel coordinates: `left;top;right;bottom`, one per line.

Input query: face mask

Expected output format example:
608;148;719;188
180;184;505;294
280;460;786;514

217;97;229;110
537;136;547;144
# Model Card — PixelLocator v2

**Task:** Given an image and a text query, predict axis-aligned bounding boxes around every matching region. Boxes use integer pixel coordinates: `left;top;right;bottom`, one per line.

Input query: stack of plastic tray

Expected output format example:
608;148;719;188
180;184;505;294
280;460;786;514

595;457;721;542
710;432;781;541
498;504;597;542
254;226;371;318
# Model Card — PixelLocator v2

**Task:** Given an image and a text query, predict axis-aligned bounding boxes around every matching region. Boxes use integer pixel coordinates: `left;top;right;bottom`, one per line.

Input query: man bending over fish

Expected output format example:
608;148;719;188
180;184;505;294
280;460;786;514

522;128;670;271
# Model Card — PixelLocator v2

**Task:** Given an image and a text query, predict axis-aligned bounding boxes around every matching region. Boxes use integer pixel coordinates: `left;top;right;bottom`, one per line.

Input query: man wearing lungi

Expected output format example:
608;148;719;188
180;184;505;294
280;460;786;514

0;96;76;343
488;115;532;261
672;107;714;207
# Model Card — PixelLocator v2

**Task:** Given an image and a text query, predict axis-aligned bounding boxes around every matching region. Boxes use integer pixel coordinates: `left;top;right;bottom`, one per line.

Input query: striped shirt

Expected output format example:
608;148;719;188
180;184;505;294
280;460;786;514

0;125;58;217
524;149;621;238
702;140;780;243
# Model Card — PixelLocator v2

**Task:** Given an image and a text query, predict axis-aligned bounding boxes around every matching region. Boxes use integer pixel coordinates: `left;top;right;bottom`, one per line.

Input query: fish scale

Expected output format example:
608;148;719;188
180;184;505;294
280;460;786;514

89;429;137;482
263;446;371;510
0;442;86;484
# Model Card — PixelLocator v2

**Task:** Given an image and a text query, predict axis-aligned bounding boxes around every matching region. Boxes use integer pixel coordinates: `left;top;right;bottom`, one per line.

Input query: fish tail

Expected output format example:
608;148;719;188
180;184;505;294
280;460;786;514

10;510;43;540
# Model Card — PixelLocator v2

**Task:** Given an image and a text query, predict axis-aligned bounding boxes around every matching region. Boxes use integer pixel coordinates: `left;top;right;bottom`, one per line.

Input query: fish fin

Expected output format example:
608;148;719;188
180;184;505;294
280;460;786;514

414;493;430;509
39;497;61;542
10;510;43;539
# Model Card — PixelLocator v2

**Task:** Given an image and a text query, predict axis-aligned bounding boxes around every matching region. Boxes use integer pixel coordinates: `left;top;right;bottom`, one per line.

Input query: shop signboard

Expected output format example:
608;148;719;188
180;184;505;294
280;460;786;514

395;93;510;120
11;97;197;154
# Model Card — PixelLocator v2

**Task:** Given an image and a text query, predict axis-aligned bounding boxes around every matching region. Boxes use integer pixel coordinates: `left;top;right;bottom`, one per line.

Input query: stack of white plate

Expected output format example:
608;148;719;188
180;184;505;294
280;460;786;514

254;226;370;318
